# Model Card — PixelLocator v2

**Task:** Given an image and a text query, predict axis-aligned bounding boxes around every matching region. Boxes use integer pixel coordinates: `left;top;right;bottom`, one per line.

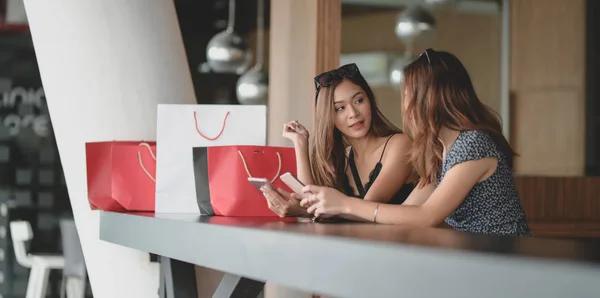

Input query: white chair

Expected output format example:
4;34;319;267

10;220;65;298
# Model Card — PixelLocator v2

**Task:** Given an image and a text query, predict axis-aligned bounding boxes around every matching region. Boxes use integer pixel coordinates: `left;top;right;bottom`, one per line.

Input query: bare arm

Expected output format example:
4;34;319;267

400;183;452;228
361;134;413;203
282;121;314;185
402;183;435;206
340;157;496;225
339;134;413;221
294;141;314;185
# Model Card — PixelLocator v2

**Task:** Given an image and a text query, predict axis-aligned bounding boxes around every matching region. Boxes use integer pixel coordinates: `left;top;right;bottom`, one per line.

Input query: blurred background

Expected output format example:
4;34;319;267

0;0;597;297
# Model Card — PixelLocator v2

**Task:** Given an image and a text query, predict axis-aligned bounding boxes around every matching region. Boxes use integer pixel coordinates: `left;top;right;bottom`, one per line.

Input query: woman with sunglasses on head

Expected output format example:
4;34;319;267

298;49;532;236
261;63;417;218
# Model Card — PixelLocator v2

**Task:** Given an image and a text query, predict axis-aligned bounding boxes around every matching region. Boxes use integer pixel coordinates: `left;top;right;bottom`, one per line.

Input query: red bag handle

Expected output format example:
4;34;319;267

137;142;157;182
193;111;230;140
237;150;282;183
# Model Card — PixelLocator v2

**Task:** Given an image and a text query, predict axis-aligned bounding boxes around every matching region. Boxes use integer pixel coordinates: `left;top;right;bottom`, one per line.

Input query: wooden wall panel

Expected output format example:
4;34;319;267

315;0;342;75
510;0;586;175
515;176;600;238
511;90;585;175
510;0;585;91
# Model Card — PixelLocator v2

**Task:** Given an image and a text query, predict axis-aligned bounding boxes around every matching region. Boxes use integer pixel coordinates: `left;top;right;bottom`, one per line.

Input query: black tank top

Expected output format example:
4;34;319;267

343;134;414;205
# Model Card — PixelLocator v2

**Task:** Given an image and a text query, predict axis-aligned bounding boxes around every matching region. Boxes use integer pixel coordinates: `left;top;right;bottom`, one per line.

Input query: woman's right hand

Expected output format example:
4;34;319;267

261;186;310;218
282;120;309;146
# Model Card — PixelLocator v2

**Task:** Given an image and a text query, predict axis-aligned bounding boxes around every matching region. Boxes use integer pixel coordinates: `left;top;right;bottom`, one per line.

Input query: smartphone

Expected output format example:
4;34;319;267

279;172;305;196
247;177;274;193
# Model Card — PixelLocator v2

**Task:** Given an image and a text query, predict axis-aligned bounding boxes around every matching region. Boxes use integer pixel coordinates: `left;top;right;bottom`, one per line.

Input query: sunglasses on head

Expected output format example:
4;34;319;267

419;48;448;70
314;63;360;101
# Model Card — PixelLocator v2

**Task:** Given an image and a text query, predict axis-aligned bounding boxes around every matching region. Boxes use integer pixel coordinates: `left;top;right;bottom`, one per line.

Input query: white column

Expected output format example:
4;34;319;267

267;0;317;146
22;1;196;297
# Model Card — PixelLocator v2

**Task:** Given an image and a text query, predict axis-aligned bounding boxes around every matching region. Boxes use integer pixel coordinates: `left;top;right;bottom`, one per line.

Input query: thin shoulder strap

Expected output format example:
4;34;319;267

348;149;365;196
378;134;396;163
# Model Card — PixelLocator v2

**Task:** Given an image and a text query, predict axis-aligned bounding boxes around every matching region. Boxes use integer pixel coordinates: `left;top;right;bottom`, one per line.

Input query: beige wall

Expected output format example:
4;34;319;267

510;0;586;176
251;2;586;176
250;8;501;129
340;10;501;128
338;2;587;176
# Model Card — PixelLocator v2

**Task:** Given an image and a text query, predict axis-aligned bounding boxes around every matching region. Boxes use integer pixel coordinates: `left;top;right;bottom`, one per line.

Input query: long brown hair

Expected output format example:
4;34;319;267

311;72;400;191
402;49;515;188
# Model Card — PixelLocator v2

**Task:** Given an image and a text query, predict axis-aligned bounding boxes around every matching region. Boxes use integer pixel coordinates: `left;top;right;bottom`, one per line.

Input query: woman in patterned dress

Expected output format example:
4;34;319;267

300;49;532;236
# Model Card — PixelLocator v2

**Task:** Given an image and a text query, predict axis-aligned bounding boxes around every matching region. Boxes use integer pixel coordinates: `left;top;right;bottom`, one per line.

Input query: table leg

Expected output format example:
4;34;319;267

159;256;166;298
161;256;198;298
212;273;265;298
160;256;264;298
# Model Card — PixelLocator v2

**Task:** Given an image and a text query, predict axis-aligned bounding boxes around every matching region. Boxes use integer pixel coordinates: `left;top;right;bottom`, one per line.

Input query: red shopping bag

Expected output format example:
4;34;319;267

86;141;156;211
192;145;297;216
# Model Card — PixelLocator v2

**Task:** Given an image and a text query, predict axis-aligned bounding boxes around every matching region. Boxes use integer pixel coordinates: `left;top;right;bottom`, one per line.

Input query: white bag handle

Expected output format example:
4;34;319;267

193;111;230;140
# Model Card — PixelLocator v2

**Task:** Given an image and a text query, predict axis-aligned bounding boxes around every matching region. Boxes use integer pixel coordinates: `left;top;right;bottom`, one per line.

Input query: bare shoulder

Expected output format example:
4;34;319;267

384;133;412;153
384;133;417;183
377;133;411;164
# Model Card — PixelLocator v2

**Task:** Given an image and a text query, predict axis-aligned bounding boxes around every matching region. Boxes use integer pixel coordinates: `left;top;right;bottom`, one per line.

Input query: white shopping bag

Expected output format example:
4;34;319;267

155;104;267;213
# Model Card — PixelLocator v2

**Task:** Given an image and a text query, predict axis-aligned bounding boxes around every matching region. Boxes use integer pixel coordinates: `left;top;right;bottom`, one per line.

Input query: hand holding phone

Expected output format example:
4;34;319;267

279;172;305;197
247;177;274;193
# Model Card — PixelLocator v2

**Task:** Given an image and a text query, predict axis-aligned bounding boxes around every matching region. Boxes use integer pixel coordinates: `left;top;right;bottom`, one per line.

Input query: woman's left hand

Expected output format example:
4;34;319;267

300;185;351;217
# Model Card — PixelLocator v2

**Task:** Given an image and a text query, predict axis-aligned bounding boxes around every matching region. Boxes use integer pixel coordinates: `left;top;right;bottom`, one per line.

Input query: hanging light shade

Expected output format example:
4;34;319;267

236;67;268;105
395;5;436;45
206;0;251;74
206;32;251;74
236;0;268;105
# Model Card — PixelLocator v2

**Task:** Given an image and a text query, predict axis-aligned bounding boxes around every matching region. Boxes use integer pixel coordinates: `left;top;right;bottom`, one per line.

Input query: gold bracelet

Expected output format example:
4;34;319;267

373;203;380;223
